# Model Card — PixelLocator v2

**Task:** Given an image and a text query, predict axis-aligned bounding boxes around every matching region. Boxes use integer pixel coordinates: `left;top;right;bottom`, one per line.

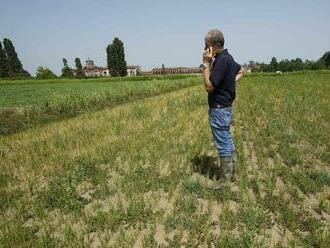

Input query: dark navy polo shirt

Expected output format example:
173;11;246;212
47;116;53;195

208;49;241;108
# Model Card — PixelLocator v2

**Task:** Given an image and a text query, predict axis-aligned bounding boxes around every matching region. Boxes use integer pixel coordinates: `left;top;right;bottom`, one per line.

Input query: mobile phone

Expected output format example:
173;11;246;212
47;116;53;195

204;46;212;53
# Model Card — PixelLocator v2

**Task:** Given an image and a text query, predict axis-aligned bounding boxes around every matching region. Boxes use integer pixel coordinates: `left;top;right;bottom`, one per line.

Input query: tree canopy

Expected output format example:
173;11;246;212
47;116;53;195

75;57;85;78
0;38;30;77
36;66;57;79
251;51;330;72
106;37;127;77
0;42;9;78
61;58;74;78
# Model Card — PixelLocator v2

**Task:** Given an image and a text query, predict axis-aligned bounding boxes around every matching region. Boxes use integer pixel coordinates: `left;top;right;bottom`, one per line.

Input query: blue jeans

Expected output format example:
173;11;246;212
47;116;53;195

208;107;235;158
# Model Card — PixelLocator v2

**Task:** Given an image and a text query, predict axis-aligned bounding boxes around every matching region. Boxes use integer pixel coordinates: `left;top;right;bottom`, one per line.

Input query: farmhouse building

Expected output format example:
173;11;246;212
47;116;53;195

83;60;141;77
83;60;109;77
127;65;141;76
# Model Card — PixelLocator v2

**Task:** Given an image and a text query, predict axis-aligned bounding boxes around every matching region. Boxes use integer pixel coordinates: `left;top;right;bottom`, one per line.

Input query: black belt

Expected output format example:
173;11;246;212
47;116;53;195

210;104;229;109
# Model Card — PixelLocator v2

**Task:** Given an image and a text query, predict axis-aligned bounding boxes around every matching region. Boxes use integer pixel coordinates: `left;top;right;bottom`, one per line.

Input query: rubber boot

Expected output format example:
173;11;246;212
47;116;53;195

208;157;233;190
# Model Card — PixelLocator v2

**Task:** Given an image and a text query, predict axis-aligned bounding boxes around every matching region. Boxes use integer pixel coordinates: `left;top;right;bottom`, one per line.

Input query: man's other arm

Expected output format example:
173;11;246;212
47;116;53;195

203;67;215;93
235;62;245;83
235;67;245;82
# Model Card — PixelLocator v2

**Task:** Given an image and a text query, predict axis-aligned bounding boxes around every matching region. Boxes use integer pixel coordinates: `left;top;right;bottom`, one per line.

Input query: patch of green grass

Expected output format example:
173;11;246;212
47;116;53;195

34;157;109;212
215;230;269;248
35;175;87;212
114;228;136;247
68;157;108;186
291;169;330;194
219;206;238;230
262;193;323;234
142;227;158;248
0;173;8;188
301;228;330;248
86;208;122;233
86;197;155;234
275;166;330;194
181;176;205;196
0;218;40;247
166;233;182;247
164;212;209;237
0;187;24;212
238;205;270;231
120;164;176;194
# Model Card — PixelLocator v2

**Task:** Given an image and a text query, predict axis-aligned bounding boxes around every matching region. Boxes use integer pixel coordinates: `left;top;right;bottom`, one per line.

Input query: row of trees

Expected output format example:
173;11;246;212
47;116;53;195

36;57;84;79
60;58;84;78
0;37;127;79
0;38;30;78
37;37;128;79
249;51;330;72
1;37;329;79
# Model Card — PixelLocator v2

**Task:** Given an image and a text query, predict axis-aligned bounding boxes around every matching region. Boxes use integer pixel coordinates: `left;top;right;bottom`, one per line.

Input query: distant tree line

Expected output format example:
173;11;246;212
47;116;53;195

0;36;128;79
35;57;85;79
0;38;30;78
55;37;128;79
248;51;330;72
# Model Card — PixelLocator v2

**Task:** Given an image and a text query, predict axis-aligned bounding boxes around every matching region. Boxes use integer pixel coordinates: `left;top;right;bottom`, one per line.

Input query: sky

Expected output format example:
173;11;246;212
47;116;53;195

1;0;329;76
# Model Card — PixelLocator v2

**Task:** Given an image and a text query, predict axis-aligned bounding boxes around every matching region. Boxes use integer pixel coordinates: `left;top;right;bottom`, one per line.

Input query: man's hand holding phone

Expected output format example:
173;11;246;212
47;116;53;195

202;45;215;92
203;46;213;66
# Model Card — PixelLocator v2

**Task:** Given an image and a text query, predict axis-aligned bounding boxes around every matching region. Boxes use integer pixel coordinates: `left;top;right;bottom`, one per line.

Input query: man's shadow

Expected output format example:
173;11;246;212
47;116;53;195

191;153;220;180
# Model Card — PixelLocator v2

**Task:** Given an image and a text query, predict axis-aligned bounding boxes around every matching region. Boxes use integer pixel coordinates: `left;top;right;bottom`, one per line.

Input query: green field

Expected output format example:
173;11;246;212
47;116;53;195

0;75;201;135
0;75;199;107
0;72;329;247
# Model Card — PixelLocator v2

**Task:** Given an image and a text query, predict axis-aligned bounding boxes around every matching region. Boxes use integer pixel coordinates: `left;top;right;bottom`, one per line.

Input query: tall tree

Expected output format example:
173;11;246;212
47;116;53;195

63;58;68;67
2;38;29;77
270;57;278;72
75;57;84;78
107;37;127;77
319;51;330;67
162;63;165;74
0;42;9;78
61;58;74;78
107;43;118;76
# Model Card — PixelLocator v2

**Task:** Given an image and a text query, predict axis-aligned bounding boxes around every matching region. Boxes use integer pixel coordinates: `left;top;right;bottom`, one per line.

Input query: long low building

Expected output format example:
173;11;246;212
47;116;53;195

151;67;203;75
82;60;203;77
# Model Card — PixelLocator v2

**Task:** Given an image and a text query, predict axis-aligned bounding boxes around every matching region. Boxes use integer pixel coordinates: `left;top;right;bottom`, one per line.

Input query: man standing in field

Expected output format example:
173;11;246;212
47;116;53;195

201;29;244;189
